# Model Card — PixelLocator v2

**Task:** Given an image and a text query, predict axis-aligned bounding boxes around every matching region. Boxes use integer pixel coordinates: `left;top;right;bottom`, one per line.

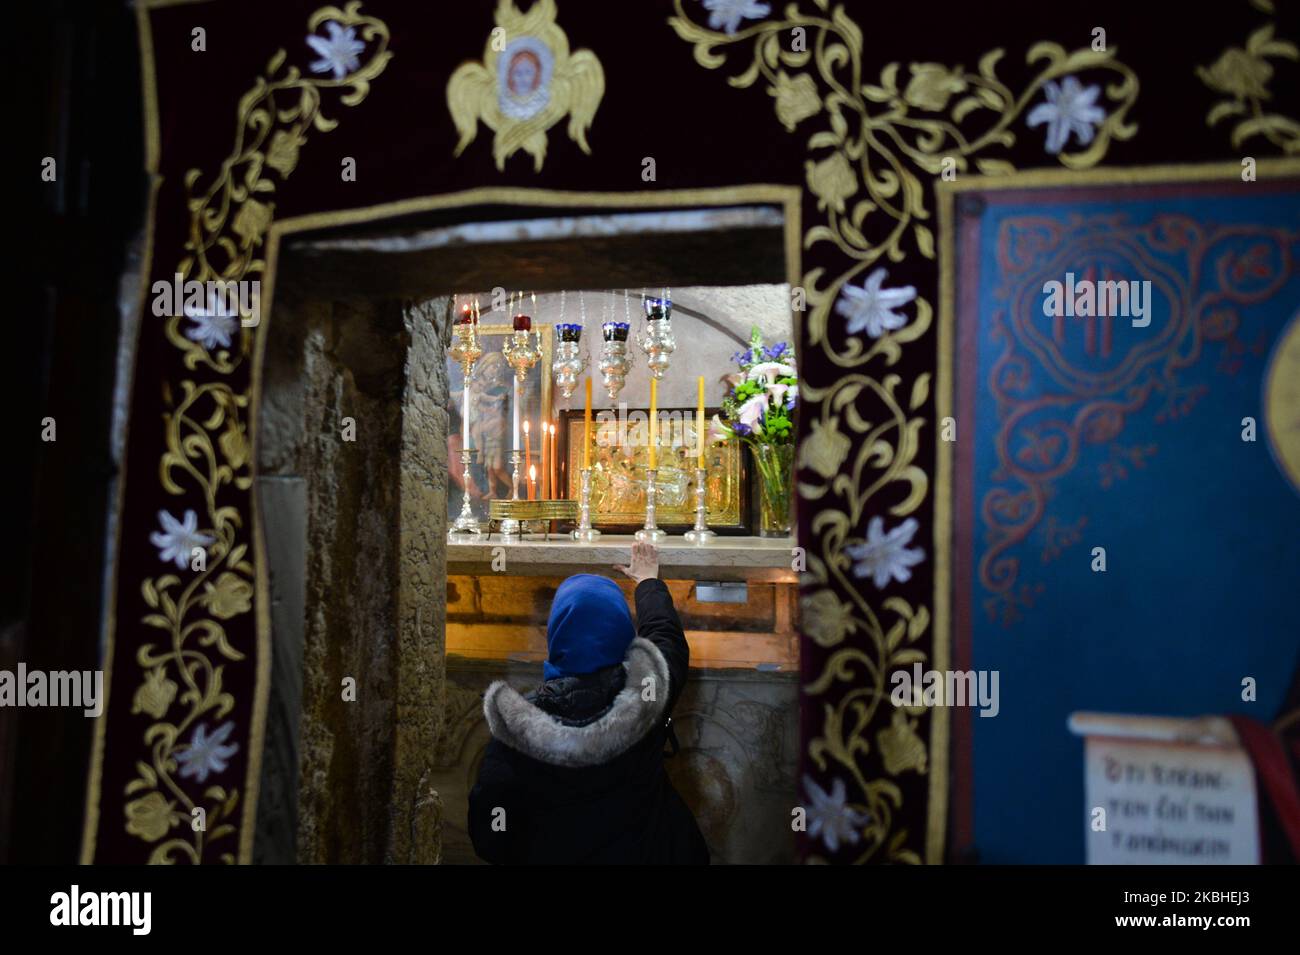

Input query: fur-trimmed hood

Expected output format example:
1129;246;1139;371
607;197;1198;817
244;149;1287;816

483;637;670;768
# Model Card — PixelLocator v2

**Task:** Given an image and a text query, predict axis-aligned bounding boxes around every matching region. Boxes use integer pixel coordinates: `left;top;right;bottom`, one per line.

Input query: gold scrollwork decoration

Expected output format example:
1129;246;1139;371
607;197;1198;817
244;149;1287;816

447;0;605;172
669;0;1138;864
1199;22;1300;155
670;1;1137;363
127;3;392;864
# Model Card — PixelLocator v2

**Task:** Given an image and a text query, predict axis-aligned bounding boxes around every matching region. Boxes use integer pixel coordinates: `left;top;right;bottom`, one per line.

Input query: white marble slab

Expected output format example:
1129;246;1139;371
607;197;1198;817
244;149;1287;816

446;533;798;582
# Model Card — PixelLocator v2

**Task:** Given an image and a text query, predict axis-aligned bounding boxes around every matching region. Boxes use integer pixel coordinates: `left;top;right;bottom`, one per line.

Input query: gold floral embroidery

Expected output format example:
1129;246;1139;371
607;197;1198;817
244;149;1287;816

131;667;179;720
127;3;393;865
799;414;850;478
670;0;1130;864
805;152;857;214
125;792;178;843
203;572;254;620
878;710;928;776
902;63;966;112
770;70;821;130
1199;23;1300;154
800;589;854;648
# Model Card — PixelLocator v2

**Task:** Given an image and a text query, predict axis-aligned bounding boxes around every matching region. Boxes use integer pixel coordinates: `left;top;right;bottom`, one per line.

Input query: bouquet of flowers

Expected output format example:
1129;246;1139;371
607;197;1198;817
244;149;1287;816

712;327;797;445
711;327;797;535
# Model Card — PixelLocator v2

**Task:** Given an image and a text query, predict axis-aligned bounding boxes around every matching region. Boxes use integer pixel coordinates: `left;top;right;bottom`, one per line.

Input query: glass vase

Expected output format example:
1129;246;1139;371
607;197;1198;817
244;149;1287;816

750;442;794;538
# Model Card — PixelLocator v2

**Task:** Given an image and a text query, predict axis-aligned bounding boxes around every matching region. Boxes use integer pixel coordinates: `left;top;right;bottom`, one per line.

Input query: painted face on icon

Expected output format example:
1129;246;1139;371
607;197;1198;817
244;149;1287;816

507;50;541;96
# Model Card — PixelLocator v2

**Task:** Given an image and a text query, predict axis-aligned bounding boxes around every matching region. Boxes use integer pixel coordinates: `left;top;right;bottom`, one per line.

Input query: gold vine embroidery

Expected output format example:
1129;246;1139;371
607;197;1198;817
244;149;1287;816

1199;22;1300;155
127;3;392;864
669;0;1137;864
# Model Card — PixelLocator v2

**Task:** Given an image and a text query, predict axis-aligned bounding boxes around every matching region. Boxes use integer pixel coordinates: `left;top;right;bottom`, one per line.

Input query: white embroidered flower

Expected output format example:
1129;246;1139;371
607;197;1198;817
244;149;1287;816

803;775;870;853
834;267;918;338
176;722;240;784
183;289;239;351
149;509;214;569
746;361;796;382
306;21;366;80
1026;76;1106;154
845;516;925;589
702;0;771;35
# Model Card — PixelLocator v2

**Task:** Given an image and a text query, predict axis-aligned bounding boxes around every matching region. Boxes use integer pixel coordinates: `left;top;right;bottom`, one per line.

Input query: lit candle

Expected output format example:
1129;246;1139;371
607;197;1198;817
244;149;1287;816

540;417;548;499
528;464;537;501
524;419;533;490
583;377;593;470
648;377;658;470
512;375;520;452
696;375;705;469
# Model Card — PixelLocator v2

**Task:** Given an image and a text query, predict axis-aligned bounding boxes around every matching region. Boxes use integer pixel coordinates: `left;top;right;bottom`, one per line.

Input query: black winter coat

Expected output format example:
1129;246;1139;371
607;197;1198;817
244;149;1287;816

468;578;709;864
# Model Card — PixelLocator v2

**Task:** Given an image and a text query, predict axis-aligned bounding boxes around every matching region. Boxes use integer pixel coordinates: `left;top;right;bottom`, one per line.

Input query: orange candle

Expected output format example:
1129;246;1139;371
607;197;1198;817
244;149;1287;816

583;378;593;470
648;378;658;469
549;422;558;498
696;375;706;468
523;420;533;498
539;418;548;499
528;464;537;501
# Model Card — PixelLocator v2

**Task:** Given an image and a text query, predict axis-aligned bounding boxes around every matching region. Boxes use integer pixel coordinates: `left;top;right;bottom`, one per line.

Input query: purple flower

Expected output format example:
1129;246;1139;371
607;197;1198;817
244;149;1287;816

764;342;791;362
733;422;753;436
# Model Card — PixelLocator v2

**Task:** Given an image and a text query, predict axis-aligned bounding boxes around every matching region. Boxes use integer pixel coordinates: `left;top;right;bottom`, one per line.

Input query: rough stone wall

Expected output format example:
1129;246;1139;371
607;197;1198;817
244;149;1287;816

253;295;452;864
390;298;452;864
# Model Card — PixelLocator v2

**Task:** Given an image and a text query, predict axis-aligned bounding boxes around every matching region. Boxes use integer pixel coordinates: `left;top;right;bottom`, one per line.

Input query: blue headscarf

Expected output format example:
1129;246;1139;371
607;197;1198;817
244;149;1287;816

544;574;635;681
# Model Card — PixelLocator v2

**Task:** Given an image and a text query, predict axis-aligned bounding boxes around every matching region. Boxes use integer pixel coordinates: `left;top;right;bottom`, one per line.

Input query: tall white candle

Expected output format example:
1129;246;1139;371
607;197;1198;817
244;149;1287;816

512;375;521;451
462;380;471;448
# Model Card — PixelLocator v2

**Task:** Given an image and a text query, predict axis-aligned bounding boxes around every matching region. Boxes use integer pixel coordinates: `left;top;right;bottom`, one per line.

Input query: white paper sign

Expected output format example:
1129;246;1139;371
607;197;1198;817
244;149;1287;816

1084;737;1259;865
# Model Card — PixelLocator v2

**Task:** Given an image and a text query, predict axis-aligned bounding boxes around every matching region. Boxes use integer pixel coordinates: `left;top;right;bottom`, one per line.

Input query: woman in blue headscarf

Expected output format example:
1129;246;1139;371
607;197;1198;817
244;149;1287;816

468;542;709;864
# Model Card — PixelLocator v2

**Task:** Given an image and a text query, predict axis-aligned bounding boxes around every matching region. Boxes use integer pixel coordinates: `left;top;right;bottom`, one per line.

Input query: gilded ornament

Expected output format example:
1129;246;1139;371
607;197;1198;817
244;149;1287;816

447;0;605;171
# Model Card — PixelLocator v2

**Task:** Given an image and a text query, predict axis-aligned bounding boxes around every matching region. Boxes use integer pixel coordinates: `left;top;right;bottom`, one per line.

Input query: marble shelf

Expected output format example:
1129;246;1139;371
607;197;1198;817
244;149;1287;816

446;533;798;583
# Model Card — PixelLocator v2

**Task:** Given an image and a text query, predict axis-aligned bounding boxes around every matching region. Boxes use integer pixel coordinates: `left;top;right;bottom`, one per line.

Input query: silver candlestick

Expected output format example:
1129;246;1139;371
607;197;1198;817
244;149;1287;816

501;449;523;542
635;468;667;543
572;466;601;542
451;448;483;538
683;467;715;544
